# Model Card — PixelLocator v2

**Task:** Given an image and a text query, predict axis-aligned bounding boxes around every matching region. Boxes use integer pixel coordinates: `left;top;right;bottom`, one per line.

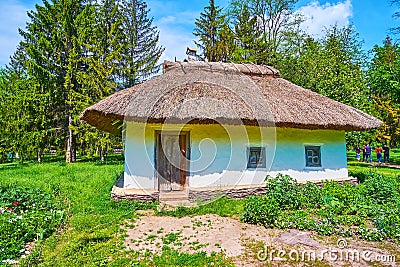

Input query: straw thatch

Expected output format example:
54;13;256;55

80;61;382;134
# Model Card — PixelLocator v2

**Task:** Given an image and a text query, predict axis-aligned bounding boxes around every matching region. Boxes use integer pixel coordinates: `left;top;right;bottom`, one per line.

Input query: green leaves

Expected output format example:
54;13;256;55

1;0;164;162
0;184;65;261
368;37;400;147
242;172;400;241
193;0;228;62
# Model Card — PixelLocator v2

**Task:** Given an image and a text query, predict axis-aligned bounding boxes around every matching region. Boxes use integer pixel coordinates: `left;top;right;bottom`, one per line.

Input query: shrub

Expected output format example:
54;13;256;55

265;174;301;210
363;172;399;204
241;196;280;227
0;184;64;261
299;182;323;208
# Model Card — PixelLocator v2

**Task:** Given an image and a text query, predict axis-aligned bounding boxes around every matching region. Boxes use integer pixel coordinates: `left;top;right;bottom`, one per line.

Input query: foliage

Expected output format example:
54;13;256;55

118;0;165;87
242;170;400;241
241;195;280;227
0;185;64;261
228;0;304;65
230;4;266;63
0;0;163;163
0;160;237;266
265;174;301;210
367;37;400;147
280;25;369;109
193;0;228;62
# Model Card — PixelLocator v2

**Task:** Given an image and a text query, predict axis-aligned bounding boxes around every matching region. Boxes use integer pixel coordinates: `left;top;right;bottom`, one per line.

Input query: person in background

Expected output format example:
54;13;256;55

365;143;372;163
362;144;366;162
383;144;390;164
355;146;361;162
375;145;383;164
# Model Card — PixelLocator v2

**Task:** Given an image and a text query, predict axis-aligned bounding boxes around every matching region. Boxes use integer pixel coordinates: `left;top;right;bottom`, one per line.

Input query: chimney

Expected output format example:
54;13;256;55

186;47;198;61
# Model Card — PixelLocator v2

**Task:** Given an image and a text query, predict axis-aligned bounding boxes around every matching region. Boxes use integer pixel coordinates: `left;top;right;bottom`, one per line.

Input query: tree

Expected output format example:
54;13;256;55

74;0;124;162
2;0;164;163
391;0;400;34
193;0;228;62
280;25;369;109
276;25;373;148
231;4;266;63
119;0;164;87
228;0;304;65
0;45;52;163
368;37;400;146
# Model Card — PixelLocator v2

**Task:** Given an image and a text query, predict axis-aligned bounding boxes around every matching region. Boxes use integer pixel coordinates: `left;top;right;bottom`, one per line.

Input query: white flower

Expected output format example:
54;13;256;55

0;207;4;214
2;259;19;264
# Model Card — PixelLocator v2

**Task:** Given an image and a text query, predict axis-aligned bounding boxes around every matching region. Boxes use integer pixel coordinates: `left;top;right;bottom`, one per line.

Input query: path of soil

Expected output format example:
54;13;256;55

124;213;399;266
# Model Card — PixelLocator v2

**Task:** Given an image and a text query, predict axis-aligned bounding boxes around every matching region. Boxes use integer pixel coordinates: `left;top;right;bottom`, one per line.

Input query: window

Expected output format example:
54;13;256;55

305;146;321;167
247;147;265;168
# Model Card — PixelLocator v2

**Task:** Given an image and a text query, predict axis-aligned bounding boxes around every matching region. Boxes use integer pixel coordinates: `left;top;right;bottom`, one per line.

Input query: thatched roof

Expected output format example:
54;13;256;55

80;61;382;135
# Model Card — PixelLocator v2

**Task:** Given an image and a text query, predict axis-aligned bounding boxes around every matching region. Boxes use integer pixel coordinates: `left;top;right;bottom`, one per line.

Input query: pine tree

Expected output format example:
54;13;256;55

231;5;265;63
2;0;164;162
119;0;164;87
193;0;228;62
228;0;303;65
19;0;90;163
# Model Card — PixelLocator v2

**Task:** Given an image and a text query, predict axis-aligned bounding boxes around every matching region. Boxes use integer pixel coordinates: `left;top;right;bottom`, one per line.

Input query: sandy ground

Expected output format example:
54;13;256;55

124;212;399;266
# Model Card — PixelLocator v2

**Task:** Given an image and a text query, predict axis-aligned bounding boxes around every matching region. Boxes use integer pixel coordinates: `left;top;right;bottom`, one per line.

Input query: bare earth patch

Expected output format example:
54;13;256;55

124;213;399;266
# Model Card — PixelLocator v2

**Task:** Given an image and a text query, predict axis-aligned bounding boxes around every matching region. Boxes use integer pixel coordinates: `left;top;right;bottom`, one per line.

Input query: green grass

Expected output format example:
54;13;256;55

347;147;400;165
0;160;234;266
347;148;400;179
157;196;244;218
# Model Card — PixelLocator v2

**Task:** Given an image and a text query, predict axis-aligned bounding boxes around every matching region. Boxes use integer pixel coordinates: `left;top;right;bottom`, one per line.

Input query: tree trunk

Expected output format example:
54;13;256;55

37;149;41;164
66;113;76;163
100;146;105;163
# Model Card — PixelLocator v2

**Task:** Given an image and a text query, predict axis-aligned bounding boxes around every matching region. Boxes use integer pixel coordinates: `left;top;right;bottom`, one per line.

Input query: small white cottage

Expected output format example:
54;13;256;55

80;61;381;201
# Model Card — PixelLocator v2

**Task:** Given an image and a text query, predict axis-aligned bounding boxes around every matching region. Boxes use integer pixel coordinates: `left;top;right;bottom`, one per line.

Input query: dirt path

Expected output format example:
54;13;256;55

124;213;399;266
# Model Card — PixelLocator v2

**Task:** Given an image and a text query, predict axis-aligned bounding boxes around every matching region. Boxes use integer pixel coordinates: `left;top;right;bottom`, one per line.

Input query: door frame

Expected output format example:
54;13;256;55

154;130;190;191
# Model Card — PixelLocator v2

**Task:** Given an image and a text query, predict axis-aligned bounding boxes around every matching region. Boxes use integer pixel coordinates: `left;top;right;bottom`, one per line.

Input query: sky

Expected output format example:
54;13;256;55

0;0;398;68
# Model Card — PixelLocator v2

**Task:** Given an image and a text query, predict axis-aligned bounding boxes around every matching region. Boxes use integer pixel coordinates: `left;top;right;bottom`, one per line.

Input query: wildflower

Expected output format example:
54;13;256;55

13;201;19;206
7;207;12;212
0;207;4;214
2;259;19;264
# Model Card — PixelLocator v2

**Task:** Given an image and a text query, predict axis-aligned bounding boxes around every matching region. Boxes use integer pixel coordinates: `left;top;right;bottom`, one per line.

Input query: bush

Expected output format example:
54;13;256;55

363;172;399;204
0;184;65;261
299;182;323;208
241;196;280;227
242;172;400;242
265;174;301;210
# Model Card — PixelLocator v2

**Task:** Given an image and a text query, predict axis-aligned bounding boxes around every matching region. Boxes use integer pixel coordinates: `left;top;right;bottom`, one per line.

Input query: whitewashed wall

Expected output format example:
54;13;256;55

123;122;348;190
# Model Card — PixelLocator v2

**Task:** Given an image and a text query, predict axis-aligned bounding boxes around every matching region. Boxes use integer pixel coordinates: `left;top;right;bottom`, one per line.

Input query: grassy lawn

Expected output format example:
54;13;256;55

0;160;235;266
0;150;399;266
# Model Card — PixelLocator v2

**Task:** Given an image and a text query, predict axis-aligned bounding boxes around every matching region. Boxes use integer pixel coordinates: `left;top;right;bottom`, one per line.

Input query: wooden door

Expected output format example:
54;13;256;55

157;133;187;191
